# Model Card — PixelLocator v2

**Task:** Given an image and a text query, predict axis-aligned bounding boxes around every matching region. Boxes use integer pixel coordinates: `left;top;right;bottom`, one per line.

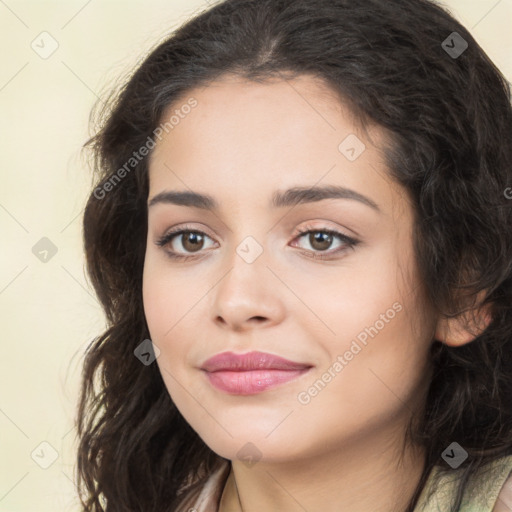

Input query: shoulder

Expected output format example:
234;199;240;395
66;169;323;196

469;454;512;511
415;454;512;512
492;471;512;512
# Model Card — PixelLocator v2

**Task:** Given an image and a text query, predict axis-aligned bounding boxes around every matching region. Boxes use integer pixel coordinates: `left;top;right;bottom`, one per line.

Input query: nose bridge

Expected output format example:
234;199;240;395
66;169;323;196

220;231;268;301
211;230;283;328
221;204;272;272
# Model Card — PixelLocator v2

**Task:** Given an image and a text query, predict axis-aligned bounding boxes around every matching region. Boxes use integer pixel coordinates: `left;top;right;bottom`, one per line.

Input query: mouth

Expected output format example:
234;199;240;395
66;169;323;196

200;351;313;395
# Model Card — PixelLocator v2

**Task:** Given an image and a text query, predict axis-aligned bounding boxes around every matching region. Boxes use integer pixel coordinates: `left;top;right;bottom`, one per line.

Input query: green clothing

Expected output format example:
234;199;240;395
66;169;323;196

414;455;512;512
177;455;512;511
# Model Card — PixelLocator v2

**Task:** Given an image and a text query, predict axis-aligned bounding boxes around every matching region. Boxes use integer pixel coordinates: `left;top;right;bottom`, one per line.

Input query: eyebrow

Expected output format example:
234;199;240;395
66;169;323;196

147;185;380;212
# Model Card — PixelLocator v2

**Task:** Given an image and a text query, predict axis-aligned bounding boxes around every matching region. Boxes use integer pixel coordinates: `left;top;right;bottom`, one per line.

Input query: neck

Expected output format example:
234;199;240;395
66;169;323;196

219;425;426;512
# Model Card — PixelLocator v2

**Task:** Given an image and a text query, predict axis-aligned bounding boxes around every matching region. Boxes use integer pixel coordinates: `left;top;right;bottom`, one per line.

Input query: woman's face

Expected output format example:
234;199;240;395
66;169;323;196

143;74;436;463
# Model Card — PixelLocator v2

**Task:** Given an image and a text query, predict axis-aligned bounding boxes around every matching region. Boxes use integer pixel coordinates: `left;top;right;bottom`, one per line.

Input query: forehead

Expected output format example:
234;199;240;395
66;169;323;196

147;74;405;217
152;73;358;155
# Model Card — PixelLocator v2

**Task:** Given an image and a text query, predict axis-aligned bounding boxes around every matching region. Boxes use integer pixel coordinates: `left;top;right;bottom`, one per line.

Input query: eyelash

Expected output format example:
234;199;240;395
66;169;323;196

155;223;359;261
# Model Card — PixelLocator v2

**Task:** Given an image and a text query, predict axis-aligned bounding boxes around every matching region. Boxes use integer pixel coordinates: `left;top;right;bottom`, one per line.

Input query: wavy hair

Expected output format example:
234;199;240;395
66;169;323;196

76;0;512;510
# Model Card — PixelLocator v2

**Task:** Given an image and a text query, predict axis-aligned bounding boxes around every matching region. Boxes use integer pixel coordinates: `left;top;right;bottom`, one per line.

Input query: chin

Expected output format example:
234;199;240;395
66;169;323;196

194;422;306;465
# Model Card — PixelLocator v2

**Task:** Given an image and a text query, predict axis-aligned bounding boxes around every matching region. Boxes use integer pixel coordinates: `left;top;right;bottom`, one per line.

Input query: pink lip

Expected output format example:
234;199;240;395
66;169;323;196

200;351;312;395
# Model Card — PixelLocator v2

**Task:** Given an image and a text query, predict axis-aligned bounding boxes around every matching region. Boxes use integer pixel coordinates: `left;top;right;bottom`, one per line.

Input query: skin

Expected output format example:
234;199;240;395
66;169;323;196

142;73;475;512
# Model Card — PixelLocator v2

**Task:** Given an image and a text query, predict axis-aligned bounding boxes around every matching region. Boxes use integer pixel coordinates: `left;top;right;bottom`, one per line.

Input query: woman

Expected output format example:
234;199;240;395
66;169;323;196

77;0;512;510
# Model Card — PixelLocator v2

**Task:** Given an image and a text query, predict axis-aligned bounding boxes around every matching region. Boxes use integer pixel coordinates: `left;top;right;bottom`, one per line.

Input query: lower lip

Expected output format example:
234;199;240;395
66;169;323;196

203;368;311;395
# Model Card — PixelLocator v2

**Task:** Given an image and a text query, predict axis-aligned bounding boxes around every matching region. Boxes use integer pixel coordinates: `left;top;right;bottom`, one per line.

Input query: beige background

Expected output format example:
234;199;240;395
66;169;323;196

0;1;511;511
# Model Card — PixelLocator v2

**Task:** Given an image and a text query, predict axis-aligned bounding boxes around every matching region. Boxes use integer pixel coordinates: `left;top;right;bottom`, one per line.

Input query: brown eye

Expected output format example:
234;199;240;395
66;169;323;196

155;228;216;259
308;231;334;251
156;225;359;262
181;232;205;253
291;227;359;260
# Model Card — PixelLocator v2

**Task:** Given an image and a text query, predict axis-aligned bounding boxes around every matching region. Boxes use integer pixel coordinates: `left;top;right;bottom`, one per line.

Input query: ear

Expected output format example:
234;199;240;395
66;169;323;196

434;292;493;347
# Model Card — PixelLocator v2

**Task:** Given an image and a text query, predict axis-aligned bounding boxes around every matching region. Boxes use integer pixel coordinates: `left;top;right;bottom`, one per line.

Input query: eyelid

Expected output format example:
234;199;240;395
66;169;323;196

290;221;357;240
155;223;218;248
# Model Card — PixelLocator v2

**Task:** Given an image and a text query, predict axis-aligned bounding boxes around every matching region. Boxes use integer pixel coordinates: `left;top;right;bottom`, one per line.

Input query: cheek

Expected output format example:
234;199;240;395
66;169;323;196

142;252;195;338
142;257;186;362
296;247;431;414
295;246;408;343
142;265;193;403
142;265;169;338
291;309;431;455
142;256;212;373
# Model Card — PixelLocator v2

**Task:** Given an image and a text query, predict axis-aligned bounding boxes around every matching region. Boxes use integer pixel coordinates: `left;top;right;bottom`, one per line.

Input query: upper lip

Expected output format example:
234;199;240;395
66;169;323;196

201;351;312;372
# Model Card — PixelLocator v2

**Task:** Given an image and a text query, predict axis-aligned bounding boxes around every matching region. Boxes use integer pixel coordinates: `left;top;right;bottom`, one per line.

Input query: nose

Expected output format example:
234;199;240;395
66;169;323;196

211;245;286;332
